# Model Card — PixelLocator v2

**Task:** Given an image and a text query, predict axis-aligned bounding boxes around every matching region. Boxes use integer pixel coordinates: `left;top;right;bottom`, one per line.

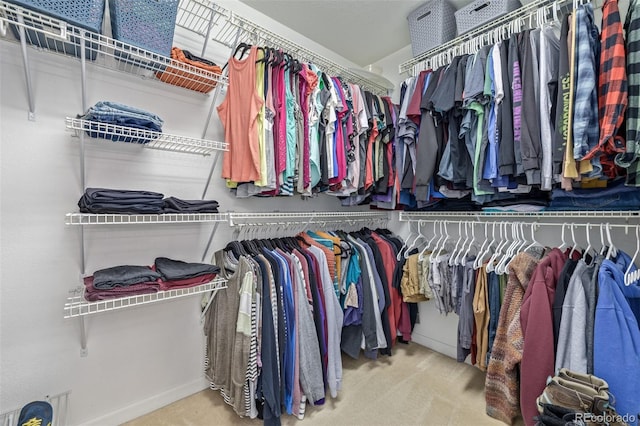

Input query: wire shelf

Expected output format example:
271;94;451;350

64;278;228;318
175;0;389;95
399;211;640;220
65;212;228;225
65;118;227;155
0;1;228;94
176;0;238;48
228;211;390;228
0;390;70;426
398;0;557;75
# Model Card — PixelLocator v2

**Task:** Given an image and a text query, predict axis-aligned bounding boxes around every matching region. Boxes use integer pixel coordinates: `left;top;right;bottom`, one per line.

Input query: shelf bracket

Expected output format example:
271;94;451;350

201;222;220;262
16;15;36;121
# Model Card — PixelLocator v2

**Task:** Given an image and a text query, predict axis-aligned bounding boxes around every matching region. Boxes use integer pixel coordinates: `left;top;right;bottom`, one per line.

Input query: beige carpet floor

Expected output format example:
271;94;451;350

124;344;523;426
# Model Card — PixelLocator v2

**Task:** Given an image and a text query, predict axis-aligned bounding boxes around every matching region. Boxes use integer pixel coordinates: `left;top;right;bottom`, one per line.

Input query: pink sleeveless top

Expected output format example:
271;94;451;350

217;46;264;182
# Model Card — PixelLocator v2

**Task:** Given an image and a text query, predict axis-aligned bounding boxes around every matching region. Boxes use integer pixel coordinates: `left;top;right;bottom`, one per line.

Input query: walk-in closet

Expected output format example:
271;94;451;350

1;0;640;425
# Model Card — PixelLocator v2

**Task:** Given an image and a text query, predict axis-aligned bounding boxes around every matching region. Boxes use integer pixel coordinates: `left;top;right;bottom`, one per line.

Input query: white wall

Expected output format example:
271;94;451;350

0;2;371;424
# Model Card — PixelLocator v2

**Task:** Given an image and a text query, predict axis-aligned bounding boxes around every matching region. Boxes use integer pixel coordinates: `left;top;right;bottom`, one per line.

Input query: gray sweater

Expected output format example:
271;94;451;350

555;260;588;373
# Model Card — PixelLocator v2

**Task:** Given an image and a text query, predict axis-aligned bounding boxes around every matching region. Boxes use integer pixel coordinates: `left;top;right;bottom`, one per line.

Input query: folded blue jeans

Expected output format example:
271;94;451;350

548;179;640;210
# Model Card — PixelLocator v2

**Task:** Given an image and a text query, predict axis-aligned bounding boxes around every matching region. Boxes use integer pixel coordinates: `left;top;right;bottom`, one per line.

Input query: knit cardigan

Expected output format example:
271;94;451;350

485;252;539;424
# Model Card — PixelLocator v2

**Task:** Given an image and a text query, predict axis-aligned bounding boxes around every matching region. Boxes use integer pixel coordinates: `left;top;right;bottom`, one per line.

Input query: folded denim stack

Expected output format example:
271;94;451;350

548;179;640;211
78;188;165;214
79;101;165;144
154;257;220;291
84;265;162;301
77;188;220;214
156;47;222;93
162;197;219;213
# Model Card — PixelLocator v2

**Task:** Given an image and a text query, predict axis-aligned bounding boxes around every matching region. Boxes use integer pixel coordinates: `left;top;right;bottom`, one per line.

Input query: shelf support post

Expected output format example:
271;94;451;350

16;15;36;121
200;6;218;58
201;152;220;199
79;316;88;357
201;222;220;262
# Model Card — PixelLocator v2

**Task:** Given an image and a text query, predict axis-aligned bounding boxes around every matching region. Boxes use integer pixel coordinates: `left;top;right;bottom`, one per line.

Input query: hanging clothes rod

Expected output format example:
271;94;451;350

407;219;638;232
399;0;581;75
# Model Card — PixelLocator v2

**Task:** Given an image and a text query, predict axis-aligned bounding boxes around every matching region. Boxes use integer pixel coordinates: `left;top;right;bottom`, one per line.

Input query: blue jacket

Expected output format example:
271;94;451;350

594;250;640;425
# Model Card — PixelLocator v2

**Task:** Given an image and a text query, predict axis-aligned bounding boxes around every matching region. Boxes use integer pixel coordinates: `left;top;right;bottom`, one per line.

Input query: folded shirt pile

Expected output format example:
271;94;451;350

84;258;221;301
153;257;220;291
78;188;219;214
79;101;164;144
156;47;222;93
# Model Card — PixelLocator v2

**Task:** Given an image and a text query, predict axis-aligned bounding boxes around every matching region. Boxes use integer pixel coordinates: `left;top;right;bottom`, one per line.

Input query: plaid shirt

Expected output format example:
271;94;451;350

584;0;627;179
573;4;600;164
616;0;640;185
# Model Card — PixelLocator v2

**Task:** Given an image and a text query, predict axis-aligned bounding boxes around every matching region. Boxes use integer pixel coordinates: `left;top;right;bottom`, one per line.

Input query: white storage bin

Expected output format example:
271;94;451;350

407;0;457;57
455;0;521;35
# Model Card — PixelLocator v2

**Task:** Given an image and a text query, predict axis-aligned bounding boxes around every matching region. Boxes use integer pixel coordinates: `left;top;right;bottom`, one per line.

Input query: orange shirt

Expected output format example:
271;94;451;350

217;46;264;182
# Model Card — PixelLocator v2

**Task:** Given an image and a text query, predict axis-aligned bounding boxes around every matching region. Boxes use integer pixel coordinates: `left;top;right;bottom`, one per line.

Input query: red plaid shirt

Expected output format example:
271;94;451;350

584;0;627;178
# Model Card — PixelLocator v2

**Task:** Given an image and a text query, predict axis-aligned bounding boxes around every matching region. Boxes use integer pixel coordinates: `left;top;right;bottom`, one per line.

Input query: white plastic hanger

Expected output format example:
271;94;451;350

523;222;541;253
419;221;439;261
624;226;640;286
460;221;476;265
495;223;515;275
568;223;579;259
599;223;607;255
449;222;464;266
398;221;418;261
434;221;450;261
456;221;470;265
558;223;568;251
486;223;507;273
474;222;490;269
605;223;617;260
582;224;593;262
404;221;426;259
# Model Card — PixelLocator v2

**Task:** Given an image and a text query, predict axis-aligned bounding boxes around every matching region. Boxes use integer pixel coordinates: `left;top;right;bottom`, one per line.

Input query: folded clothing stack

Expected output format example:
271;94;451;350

84;265;162;301
156;47;223;93
154;257;220;291
79;101;164;144
84;258;221;301
79;188;165;214
548;178;640;211
78;188;219;214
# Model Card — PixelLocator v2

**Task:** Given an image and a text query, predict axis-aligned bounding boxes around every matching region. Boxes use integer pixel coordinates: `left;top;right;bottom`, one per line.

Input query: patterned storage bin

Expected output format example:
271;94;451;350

455;0;521;35
7;0;105;60
109;0;179;57
407;0;457;57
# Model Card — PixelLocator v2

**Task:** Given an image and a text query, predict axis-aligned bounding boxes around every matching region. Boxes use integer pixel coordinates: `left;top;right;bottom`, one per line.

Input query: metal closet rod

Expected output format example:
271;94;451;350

406;219;638;232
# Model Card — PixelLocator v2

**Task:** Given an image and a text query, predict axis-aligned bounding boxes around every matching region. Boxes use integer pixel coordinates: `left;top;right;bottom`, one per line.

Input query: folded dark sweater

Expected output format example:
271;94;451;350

154;257;220;281
162;197;219;213
78;188;166;214
92;265;162;289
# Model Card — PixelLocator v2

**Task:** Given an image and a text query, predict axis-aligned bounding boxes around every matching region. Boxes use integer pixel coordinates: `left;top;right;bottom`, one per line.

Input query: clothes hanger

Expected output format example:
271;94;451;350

568;223;579;258
624;225;640;286
605;223;617;260
404;221;426;259
599;223;607;255
449;222;464;266
582;224;593;262
474;222;492;269
419;221;439;262
523;223;542;253
558;223;568;251
487;223;507;273
454;221;471;266
398;221;418;261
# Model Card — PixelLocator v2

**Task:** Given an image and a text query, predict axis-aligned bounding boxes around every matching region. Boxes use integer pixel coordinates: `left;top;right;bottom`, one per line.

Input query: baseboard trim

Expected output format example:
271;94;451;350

80;378;208;426
411;333;457;359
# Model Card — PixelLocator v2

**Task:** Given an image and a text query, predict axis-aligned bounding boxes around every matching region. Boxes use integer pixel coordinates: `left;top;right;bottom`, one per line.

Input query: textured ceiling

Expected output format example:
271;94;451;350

239;0;432;67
